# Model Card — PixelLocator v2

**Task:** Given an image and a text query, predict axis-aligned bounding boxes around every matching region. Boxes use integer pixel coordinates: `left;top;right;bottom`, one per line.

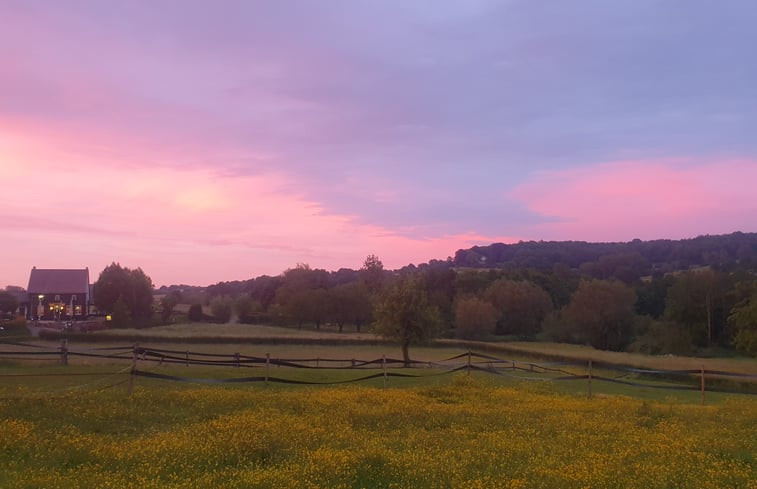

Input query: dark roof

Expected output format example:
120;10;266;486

27;268;90;294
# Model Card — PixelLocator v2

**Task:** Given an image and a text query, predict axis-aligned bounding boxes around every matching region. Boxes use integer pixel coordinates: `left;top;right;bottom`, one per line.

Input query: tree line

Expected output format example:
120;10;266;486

84;233;757;360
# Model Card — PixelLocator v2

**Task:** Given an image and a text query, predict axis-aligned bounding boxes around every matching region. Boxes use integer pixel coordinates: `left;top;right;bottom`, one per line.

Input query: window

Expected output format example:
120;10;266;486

55;295;61;301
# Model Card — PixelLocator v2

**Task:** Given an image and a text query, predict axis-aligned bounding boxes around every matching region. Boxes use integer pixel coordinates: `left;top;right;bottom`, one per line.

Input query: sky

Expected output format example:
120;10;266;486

2;0;757;288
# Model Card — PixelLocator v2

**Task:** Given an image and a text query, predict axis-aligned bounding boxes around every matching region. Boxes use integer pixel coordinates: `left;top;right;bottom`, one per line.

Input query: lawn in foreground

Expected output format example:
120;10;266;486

1;377;755;489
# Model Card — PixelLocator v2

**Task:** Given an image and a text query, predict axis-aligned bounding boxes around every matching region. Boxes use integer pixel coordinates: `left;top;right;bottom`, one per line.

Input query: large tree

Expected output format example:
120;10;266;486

94;263;154;326
373;277;442;366
729;293;757;356
557;279;637;351
454;296;497;340
485;279;552;337
0;290;19;316
664;269;730;346
328;282;372;333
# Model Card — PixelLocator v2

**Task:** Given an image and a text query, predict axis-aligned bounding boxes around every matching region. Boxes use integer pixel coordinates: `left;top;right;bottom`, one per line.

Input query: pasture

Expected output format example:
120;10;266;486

1;375;756;488
1;328;756;488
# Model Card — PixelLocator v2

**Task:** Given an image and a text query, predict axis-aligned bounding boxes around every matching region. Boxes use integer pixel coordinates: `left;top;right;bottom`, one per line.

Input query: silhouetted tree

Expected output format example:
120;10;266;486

94;263;154;325
373;277;442;366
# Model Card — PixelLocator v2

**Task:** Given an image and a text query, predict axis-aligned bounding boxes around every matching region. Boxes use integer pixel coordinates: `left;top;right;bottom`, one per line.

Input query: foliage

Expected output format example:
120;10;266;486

729;294;757;356
373;277;442;364
453;296;497;339
485;279;553;337
552;279;637;351
94;263;154;324
187;304;204;322
635;275;674;318
210;296;233;323
0;316;29;336
0;290;19;314
664;270;731;347
328;282;372;332
579;252;650;284
629;319;695;356
110;296;132;328
159;293;179;324
0;383;755;488
360;254;385;293
233;295;261;323
453;231;757;272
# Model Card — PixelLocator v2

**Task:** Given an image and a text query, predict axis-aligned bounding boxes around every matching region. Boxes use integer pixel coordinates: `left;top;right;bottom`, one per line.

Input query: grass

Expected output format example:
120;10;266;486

97;321;375;340
439;339;757;375
0;375;755;488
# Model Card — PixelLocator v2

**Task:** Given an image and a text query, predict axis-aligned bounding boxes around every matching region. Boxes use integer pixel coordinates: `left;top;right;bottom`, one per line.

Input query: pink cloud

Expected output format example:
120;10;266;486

511;160;757;242
0;126;515;287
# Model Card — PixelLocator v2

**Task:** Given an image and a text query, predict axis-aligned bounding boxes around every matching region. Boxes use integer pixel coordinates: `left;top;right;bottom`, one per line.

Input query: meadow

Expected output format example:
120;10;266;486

1;375;756;489
2;325;756;488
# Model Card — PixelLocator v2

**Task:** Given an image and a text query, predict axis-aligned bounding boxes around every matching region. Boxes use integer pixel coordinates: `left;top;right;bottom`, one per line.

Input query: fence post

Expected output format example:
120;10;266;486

265;352;270;388
128;342;138;396
59;338;68;366
234;352;240;368
351;358;356;368
383;354;387;389
701;366;705;405
588;359;593;399
185;350;189;367
467;349;471;377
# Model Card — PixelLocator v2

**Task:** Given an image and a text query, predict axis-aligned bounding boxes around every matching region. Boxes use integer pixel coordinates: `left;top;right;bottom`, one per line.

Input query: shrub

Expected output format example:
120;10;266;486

188;304;204;322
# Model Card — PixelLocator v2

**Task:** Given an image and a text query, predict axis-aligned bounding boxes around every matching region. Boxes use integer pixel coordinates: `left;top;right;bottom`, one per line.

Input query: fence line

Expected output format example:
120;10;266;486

1;340;756;401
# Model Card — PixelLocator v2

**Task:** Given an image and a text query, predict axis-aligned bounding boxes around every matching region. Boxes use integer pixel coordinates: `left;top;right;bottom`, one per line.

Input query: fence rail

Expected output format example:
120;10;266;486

1;340;756;402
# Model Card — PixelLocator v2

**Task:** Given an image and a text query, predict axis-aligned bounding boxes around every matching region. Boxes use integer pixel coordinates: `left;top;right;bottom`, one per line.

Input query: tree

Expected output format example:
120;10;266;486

328;282;372;333
556;279;637;351
484;279;552;337
729;293;757;356
373;277;442;366
210;296;233;323
234;295;260;322
94;263;154;325
664;269;730;347
0;291;18;316
110;296;132;328
454;296;497;339
159;293;179;324
188;304;204;322
361;254;385;293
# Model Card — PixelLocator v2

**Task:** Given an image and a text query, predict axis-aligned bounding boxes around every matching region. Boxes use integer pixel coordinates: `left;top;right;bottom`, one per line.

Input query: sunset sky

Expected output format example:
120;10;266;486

2;0;756;287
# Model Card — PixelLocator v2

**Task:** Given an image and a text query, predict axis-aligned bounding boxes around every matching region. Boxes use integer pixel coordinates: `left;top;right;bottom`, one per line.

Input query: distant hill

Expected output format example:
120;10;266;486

451;232;757;276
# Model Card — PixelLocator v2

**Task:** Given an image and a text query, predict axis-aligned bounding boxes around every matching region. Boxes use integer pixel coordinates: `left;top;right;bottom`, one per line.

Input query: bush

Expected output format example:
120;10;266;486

210;297;233;323
188;304;204;322
0;316;30;337
454;297;497;340
629;320;695;356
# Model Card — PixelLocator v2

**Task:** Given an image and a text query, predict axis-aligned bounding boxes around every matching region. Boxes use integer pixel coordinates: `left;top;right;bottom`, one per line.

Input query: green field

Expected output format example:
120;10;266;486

2;329;756;488
1;374;755;488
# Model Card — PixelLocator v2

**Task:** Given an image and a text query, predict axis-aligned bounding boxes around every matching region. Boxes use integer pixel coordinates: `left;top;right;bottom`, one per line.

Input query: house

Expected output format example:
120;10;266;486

27;267;91;321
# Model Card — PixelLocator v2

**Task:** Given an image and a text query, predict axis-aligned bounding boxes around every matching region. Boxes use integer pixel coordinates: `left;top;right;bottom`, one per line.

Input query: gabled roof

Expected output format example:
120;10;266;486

27;268;90;295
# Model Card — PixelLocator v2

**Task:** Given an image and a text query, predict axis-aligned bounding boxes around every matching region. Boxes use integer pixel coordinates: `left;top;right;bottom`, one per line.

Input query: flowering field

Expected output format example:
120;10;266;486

1;377;755;489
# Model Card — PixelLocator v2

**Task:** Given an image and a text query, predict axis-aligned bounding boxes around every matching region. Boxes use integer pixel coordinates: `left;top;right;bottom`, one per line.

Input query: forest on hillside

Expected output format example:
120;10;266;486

150;232;757;357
